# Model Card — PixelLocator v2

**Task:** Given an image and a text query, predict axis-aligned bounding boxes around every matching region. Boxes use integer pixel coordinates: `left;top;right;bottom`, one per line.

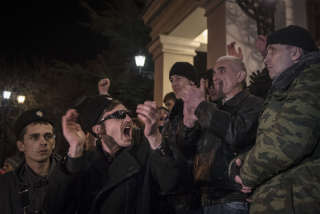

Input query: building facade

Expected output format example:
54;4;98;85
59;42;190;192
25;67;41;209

143;0;320;105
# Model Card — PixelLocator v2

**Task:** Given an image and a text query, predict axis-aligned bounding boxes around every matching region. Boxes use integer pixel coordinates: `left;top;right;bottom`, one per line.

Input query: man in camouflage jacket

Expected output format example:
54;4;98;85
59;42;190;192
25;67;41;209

230;25;320;214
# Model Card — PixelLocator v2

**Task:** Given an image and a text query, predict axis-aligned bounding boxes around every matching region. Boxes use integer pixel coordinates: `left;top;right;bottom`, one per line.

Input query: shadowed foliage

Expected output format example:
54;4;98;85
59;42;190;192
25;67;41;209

0;0;153;164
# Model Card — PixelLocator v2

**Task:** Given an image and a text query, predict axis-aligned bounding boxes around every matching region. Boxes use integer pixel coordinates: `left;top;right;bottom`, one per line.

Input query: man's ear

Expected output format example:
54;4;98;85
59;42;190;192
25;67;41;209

52;140;56;150
16;140;25;152
289;46;303;62
237;71;246;83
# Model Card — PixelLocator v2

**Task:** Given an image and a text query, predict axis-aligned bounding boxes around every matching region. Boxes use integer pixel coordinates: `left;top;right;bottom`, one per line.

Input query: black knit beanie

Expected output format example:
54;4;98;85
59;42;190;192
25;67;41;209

267;25;319;52
169;62;199;86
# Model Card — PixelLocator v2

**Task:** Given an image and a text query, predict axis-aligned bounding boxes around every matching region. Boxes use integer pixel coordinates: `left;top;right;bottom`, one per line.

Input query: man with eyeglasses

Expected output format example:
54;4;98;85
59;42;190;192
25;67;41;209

0;109;59;214
47;95;181;214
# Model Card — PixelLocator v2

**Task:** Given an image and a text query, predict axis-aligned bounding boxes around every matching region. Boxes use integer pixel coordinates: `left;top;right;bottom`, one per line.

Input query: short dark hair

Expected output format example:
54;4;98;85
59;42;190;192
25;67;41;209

18;121;54;142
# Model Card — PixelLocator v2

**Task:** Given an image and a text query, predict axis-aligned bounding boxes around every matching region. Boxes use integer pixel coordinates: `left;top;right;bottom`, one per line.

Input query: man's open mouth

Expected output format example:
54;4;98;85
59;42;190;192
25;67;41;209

122;122;132;137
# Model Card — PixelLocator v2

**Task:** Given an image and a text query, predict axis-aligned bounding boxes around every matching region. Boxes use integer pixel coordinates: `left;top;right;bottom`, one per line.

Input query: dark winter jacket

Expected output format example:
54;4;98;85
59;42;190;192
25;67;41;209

194;89;264;201
0;155;60;214
160;99;202;211
47;128;181;214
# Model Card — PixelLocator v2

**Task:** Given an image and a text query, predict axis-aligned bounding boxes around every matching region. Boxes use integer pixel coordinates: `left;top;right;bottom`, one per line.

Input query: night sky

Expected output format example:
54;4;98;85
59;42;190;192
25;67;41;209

0;1;109;60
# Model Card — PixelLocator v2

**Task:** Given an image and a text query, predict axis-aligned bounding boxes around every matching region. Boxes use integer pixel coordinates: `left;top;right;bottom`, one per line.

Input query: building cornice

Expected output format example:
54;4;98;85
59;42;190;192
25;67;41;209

143;0;200;42
149;35;201;60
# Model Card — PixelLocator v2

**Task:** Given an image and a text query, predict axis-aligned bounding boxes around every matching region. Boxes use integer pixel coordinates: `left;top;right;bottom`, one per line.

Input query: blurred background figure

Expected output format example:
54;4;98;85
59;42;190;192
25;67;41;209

0;153;23;174
158;106;169;132
163;92;176;112
200;68;221;103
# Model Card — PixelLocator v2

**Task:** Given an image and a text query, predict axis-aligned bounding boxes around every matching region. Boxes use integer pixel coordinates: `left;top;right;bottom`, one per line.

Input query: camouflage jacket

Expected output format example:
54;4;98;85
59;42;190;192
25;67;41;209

233;52;320;214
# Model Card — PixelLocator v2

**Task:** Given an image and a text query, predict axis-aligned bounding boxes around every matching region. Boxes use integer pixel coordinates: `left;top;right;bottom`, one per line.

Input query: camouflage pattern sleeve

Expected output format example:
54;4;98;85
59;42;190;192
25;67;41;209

240;66;320;187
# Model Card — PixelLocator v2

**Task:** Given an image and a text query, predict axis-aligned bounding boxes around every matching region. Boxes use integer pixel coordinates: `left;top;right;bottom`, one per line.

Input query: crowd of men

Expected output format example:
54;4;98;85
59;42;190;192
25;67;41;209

0;25;319;214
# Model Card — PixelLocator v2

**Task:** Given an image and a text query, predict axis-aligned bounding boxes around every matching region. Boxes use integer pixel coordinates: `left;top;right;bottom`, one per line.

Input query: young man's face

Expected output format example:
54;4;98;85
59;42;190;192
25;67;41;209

213;59;242;99
164;99;175;112
17;123;55;164
169;75;195;98
264;44;295;80
158;109;169;127
99;104;133;148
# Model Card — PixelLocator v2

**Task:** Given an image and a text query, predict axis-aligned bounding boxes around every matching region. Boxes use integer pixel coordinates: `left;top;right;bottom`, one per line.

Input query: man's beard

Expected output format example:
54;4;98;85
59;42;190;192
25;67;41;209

100;133;121;156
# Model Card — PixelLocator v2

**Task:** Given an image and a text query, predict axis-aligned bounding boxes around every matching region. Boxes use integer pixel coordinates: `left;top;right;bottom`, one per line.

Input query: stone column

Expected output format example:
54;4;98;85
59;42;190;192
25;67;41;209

275;0;307;29
201;0;264;79
283;0;307;28
201;0;227;69
149;35;200;105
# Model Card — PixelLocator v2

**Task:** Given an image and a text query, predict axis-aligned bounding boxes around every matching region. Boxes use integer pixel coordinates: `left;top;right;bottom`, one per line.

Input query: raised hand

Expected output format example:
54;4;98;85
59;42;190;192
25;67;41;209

136;101;162;149
180;79;206;127
234;158;252;194
98;78;110;95
255;35;267;57
227;41;243;60
62;109;86;157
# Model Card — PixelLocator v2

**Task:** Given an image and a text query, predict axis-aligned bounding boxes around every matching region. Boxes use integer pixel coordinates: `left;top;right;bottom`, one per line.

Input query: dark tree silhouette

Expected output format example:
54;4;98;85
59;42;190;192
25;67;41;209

0;0;153;164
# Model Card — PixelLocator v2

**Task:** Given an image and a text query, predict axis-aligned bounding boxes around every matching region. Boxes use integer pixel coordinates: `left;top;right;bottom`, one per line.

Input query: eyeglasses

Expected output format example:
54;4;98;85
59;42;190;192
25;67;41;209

98;110;131;124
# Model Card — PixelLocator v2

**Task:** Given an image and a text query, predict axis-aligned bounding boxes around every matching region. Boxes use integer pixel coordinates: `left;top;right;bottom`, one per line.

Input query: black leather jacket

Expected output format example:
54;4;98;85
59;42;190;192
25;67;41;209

194;89;264;200
0;154;61;214
161;99;202;211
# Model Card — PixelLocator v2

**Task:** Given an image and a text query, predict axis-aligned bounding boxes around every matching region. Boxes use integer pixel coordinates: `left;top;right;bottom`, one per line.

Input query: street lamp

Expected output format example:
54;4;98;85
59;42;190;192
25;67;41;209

135;54;146;74
17;95;26;104
0;91;26;166
3;91;11;100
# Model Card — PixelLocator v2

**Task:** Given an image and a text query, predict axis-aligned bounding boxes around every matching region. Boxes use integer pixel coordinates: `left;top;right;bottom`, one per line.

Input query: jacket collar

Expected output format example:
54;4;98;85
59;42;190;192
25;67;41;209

271;51;320;91
89;149;142;213
15;156;58;188
222;89;250;107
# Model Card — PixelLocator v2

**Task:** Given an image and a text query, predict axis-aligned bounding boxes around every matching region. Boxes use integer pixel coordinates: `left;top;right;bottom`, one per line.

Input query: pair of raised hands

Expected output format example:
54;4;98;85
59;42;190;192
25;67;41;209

179;79;207;127
62;101;163;157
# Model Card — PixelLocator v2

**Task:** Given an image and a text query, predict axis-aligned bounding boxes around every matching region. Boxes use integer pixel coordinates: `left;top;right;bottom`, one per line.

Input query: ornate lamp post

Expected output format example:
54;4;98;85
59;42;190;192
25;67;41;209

17;95;26;104
3;91;12;100
135;53;146;74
